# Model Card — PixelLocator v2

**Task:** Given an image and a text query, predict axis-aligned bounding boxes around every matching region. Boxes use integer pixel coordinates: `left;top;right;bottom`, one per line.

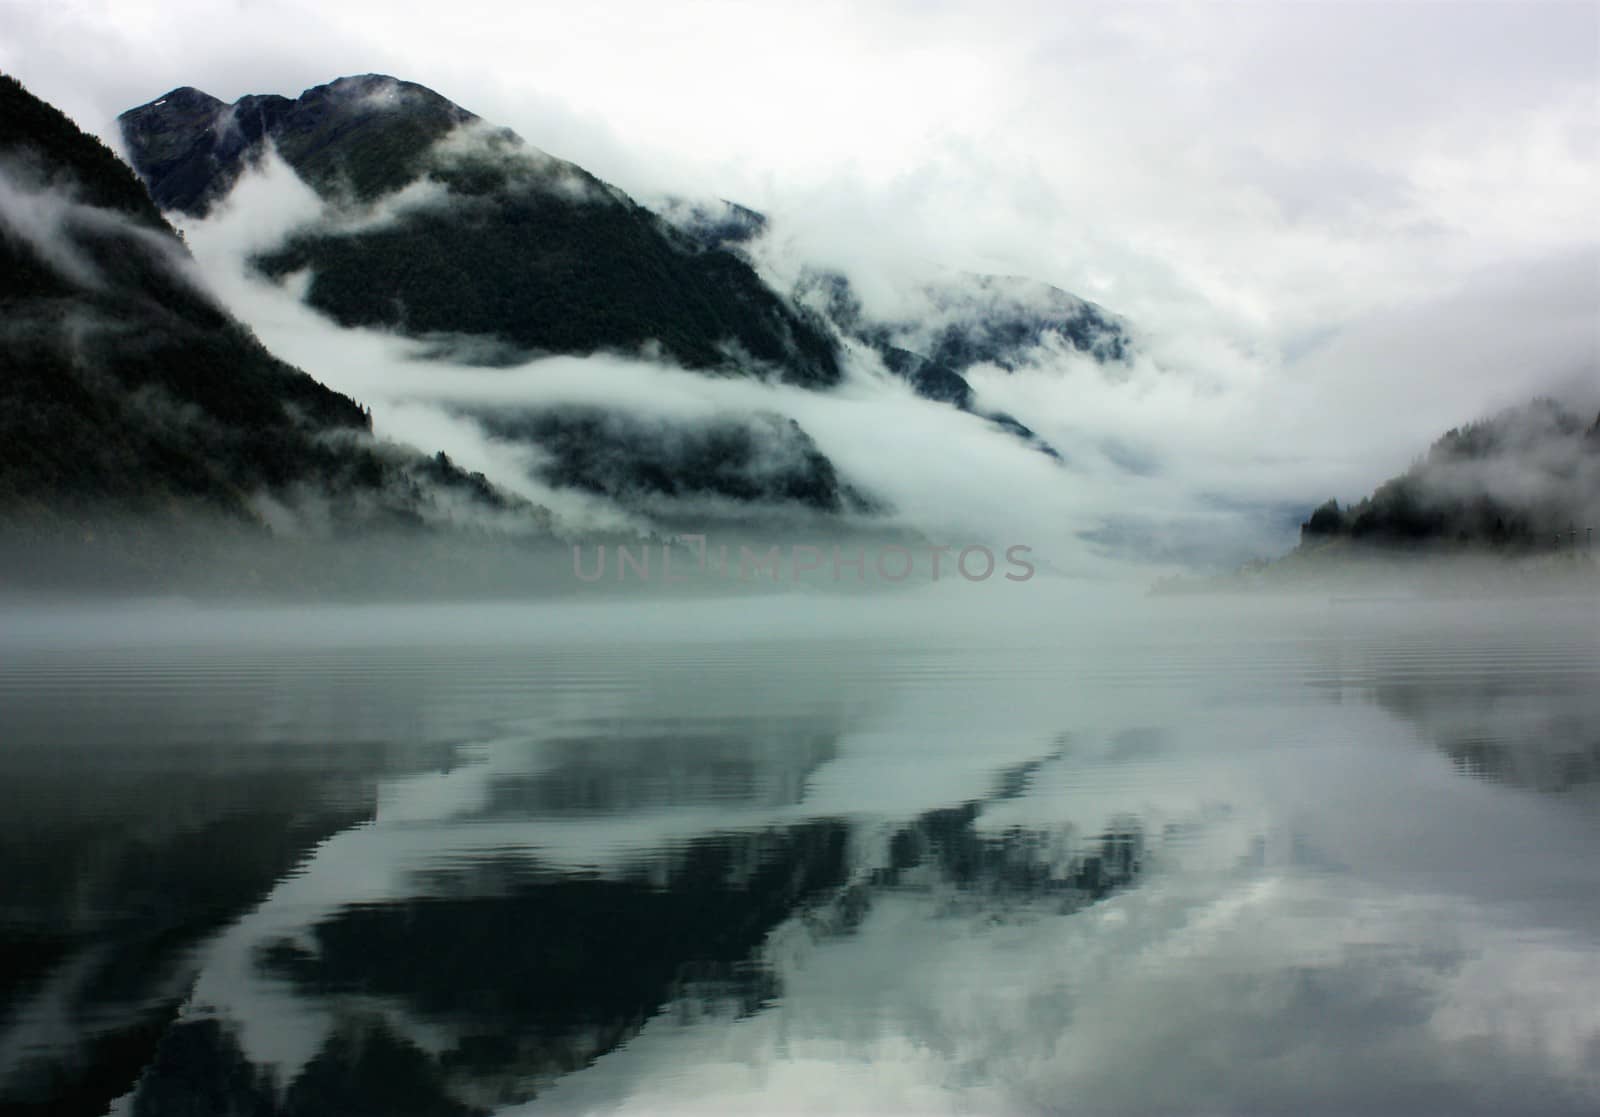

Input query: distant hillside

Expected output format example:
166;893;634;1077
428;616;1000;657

802;267;1127;374
788;268;1131;458
0;73;540;556
119;76;843;385
1298;398;1600;550
1149;397;1600;596
468;407;877;523
660;197;1131;423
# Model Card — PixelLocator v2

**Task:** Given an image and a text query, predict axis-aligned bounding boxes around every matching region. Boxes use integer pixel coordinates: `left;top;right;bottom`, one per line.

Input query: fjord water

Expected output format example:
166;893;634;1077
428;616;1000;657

1;585;1597;1115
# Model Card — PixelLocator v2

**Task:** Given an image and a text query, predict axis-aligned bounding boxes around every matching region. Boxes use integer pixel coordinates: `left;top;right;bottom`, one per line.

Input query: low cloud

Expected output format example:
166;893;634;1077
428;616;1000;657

174;146;1600;573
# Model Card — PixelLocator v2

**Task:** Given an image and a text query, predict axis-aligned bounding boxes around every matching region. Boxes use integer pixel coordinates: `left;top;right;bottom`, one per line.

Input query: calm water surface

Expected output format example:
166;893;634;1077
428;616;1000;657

1;589;1597;1115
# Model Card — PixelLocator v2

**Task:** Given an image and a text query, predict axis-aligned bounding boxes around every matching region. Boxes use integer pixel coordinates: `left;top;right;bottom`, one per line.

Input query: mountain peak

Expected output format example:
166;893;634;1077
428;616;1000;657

317;73;450;100
119;75;475;215
117;74;846;386
144;86;224;110
293;74;475;127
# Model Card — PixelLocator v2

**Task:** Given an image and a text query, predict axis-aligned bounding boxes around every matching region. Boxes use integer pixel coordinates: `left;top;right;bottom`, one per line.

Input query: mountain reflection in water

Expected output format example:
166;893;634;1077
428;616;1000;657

0;592;1596;1116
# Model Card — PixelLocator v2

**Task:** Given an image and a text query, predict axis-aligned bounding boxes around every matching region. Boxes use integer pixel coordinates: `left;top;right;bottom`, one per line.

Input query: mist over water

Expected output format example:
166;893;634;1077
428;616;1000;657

2;586;1597;1114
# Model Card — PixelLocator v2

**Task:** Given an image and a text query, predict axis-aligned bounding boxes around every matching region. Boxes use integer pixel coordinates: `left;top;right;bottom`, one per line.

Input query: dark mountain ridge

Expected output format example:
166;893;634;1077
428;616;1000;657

119;75;844;385
119;76;477;215
0;73;545;584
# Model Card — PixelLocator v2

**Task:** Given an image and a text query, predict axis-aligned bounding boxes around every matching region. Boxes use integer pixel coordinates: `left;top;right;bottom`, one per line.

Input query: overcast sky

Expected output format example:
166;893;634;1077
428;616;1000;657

2;0;1596;555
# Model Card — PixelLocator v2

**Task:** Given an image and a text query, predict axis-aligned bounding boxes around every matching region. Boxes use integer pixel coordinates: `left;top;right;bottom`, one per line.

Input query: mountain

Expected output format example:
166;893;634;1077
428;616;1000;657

837;270;1130;371
469;407;876;522
655;196;1133;419
788;268;1133;459
119;75;843;386
1298;398;1600;550
0;74;545;585
1150;397;1600;595
654;196;770;251
116;76;1137;486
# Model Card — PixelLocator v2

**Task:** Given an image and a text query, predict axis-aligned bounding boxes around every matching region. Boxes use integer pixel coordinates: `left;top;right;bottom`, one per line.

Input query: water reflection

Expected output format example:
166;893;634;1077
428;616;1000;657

1376;676;1600;791
122;720;1145;1114
472;719;842;815
0;595;1596;1115
0;655;457;1116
